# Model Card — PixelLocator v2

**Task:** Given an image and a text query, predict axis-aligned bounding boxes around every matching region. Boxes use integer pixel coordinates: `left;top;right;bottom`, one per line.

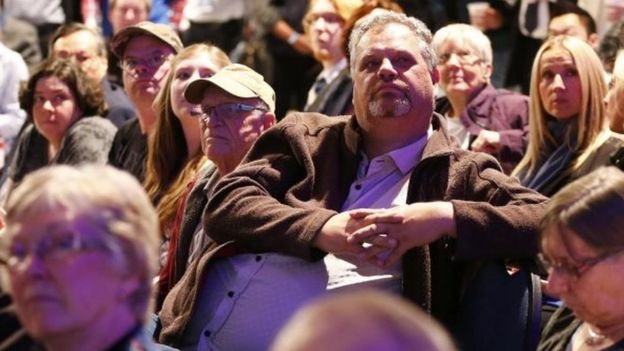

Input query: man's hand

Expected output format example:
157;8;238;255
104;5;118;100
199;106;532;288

471;130;501;154
313;211;397;256
346;202;456;268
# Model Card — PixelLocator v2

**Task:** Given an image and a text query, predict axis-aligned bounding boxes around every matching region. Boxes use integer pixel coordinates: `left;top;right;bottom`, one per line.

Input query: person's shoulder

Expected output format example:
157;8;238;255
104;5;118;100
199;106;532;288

70;116;117;136
278;112;351;134
116;118;141;135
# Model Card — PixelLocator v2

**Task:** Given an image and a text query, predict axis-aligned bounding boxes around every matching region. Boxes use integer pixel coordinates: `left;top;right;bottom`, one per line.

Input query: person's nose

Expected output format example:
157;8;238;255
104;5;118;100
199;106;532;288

446;53;461;67
379;57;397;81
17;250;48;280
552;74;565;90
545;268;570;298
124;9;136;21
134;62;151;76
42;100;54;112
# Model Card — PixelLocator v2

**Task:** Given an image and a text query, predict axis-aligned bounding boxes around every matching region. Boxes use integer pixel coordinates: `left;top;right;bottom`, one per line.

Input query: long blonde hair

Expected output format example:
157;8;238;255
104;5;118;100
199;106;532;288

512;36;609;178
143;43;230;235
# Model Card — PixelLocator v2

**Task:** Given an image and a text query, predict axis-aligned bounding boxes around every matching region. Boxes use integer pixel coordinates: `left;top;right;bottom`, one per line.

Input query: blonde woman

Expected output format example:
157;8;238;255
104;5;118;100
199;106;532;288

142;43;230;303
512;36;624;196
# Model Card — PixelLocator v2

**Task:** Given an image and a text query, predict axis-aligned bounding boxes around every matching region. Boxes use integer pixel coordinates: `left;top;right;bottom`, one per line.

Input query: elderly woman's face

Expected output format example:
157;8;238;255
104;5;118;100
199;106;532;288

436;40;490;98
32;76;82;146
6;210;138;339
542;226;624;328
538;48;582;120
170;52;222;121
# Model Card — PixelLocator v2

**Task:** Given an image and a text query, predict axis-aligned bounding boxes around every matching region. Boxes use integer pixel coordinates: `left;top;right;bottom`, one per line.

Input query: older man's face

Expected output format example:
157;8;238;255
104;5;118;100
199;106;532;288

52;30;107;83
351;23;437;150
198;87;275;169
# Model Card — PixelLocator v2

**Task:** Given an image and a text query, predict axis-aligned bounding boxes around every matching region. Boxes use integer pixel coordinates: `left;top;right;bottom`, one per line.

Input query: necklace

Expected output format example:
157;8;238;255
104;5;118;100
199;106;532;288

585;325;607;347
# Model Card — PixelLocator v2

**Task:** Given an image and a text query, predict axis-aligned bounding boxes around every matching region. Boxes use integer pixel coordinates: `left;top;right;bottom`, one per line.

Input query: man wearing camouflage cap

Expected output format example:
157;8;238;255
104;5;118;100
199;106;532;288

108;21;183;181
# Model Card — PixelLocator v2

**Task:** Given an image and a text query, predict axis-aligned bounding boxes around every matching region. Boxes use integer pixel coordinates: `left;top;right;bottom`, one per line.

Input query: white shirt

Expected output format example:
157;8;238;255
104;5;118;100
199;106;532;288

446;115;471;150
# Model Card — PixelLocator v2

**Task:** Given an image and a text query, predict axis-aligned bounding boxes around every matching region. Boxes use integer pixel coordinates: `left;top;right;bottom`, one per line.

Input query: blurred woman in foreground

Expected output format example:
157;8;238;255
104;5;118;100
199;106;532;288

539;166;624;350
1;165;161;351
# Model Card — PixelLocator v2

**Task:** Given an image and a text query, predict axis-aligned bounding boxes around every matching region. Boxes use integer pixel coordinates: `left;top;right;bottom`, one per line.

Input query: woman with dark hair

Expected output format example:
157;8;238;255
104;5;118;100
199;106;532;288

1;58;116;202
538;166;624;350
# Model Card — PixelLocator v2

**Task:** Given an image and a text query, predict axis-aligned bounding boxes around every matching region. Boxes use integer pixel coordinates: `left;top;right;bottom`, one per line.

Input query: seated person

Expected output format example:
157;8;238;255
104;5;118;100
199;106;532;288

539;166;624;350
156;63;276;302
302;0;362;115
50;22;137;127
0;164;162;351
433;23;529;174
512;36;624;197
2;58;116;203
159;10;547;351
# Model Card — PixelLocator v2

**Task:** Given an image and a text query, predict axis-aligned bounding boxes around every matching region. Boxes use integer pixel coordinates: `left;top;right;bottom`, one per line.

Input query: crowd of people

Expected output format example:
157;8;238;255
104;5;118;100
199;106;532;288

1;0;624;350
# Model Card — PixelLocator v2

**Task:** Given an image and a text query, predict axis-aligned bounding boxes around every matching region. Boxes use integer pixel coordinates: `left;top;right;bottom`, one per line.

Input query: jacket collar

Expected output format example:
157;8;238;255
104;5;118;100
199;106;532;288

344;112;455;164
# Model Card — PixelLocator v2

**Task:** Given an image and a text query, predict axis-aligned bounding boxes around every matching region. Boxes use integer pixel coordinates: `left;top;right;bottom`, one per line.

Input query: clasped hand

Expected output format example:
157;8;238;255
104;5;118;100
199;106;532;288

314;202;455;269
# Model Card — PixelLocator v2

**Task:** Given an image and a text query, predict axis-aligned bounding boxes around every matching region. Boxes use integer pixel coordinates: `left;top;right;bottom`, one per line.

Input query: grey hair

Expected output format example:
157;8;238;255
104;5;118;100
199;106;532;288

431;23;493;65
348;10;436;72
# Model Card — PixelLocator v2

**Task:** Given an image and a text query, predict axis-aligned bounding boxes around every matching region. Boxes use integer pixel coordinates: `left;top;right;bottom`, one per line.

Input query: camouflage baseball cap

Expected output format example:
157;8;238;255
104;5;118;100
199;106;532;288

110;21;183;58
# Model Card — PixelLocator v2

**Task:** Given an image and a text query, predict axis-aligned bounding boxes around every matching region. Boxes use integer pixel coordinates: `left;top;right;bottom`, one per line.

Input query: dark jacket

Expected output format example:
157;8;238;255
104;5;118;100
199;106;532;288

305;68;353;116
102;79;136;127
435;84;529;174
159;112;547;345
108;119;148;182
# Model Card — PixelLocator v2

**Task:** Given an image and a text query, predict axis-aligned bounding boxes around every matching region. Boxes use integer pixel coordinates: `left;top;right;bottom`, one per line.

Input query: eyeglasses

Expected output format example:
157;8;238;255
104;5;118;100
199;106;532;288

199;103;267;120
1;231;110;269
304;12;344;27
120;52;171;73
539;250;624;281
437;51;482;65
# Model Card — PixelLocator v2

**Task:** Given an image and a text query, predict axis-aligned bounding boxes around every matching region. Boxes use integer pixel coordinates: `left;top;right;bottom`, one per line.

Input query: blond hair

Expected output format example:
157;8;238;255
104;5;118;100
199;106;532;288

144;43;230;236
513;36;608;178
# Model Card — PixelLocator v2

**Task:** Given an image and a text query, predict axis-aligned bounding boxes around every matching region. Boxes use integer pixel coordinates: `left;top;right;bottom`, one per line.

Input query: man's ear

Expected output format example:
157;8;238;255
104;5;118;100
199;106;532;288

262;112;277;130
431;67;440;84
588;33;600;50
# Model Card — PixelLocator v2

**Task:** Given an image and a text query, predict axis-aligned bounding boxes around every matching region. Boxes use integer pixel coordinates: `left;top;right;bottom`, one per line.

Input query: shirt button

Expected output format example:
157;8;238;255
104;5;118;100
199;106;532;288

204;330;211;337
355;184;362;190
255;255;262;262
227;291;235;298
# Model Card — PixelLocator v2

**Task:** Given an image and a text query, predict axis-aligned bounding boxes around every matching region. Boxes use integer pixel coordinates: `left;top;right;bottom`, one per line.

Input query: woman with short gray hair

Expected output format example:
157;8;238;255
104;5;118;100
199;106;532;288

433;23;529;174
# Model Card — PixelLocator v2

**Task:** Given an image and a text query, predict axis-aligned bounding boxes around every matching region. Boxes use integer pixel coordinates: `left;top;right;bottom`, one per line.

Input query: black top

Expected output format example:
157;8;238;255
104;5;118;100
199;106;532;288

108;118;148;182
539;307;624;351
